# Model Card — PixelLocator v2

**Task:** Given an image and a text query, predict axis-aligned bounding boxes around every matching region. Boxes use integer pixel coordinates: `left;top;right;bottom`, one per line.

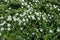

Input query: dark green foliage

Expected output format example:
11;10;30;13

0;0;60;40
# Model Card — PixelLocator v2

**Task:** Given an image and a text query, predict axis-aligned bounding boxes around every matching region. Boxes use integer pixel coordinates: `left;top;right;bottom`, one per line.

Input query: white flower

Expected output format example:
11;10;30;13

21;12;26;16
46;20;48;22
27;5;30;8
21;0;24;2
7;23;11;27
58;8;60;11
27;37;30;39
20;27;23;30
32;32;35;35
29;2;31;5
43;13;46;16
29;12;32;14
7;27;11;31
57;28;60;32
26;18;29;22
40;28;43;32
23;12;26;15
36;29;39;32
48;14;50;16
0;27;4;31
50;7;53;9
28;15;31;18
15;13;19;16
27;33;29;35
33;0;39;2
25;2;27;5
7;15;12;21
49;3;52;6
0;33;2;36
9;7;11;9
51;15;54;17
53;5;58;8
23;22;26;25
20;14;23;17
35;12;39;16
59;13;60;15
4;0;7;2
31;15;35;20
49;17;52;19
49;29;53;33
13;16;17;21
18;20;22;25
0;21;6;26
21;3;24;5
57;27;60;32
0;16;3;19
16;18;20;21
22;18;25;21
37;17;40;20
43;17;46;20
46;4;49;6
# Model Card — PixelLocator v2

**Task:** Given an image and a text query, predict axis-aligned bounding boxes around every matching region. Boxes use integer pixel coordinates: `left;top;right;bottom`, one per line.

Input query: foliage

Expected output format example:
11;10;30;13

0;0;60;40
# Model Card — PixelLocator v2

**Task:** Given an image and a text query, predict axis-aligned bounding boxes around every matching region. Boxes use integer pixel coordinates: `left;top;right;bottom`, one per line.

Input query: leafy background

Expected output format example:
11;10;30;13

0;0;60;40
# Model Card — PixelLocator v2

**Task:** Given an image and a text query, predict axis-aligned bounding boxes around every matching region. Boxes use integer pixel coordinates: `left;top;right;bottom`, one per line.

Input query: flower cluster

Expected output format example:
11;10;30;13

0;0;60;40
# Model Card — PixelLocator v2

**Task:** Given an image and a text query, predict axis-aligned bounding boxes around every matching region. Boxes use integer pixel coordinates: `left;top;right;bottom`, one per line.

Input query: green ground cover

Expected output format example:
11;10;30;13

0;0;60;40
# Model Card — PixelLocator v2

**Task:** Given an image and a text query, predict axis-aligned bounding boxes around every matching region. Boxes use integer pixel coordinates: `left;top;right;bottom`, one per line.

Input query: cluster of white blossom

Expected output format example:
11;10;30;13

0;0;59;38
